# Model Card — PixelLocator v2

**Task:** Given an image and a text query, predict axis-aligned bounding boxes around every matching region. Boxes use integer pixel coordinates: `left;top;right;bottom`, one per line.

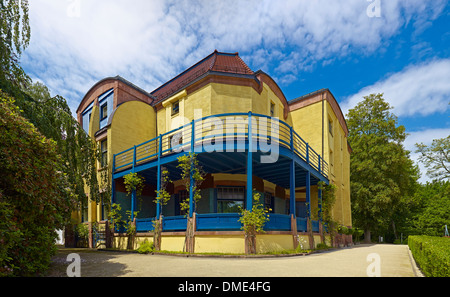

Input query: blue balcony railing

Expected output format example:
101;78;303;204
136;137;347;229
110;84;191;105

113;112;328;178
135;213;320;233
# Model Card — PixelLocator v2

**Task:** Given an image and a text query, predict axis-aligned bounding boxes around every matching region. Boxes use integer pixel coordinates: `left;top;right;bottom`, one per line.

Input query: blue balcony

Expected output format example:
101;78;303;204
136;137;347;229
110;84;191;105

113;112;329;233
112;112;329;183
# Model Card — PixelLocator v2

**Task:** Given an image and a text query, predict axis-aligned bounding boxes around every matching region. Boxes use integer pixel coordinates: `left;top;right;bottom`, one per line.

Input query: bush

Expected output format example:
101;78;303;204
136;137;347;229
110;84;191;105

316;243;330;250
137;239;154;254
408;235;450;277
0;91;75;276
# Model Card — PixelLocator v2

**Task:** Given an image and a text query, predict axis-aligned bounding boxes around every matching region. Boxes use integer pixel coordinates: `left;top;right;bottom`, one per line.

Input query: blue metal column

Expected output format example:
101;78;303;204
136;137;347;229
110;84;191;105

131;145;137;221
318;187;323;222
290;160;296;216
189;120;195;217
131;190;136;221
156;135;162;219
111;154;116;206
306;171;311;219
289;126;296;216
246;112;253;210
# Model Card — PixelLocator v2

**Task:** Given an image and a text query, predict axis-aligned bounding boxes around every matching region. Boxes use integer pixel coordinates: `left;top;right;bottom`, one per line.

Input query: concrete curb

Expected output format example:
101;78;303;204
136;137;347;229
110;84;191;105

407;246;425;277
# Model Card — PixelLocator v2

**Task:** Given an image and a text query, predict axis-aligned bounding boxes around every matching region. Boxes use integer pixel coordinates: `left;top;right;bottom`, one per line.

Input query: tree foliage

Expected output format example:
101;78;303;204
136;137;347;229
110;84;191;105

154;167;172;213
347;93;419;241
408;181;450;237
21;82;104;207
0;2;106;274
123;172;145;198
238;192;270;254
416;135;450;181
0;0;31;89
0;91;75;275
177;152;205;215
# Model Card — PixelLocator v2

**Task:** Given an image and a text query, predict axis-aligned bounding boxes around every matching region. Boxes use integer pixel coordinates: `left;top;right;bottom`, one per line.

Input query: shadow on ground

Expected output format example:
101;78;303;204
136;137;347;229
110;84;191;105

47;247;132;277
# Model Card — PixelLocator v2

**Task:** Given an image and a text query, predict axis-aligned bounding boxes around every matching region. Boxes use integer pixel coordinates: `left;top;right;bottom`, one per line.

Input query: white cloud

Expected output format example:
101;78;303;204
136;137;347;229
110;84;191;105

341;58;450;117
21;0;447;116
404;128;450;183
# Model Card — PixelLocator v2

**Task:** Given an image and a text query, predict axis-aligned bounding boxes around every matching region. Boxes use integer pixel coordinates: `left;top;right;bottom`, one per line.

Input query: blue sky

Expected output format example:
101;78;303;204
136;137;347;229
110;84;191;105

21;0;450;183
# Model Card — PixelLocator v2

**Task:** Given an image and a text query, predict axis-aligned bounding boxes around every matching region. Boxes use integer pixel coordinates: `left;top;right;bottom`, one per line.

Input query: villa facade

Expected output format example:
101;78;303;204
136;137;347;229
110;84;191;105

75;50;351;253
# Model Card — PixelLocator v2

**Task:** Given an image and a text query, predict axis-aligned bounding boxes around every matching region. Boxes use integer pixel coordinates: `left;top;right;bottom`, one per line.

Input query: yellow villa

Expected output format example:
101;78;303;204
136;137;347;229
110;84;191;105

74;50;352;253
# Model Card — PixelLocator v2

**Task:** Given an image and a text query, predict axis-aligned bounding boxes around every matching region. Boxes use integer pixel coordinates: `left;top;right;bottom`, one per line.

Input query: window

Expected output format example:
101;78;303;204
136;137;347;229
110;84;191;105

81;102;93;134
296;202;308;218
264;192;274;213
82;112;91;133
101;139;108;168
270;102;275;117
172;100;180;116
100;103;108;120
98;89;114;129
217;186;245;213
100;192;108;220
81;202;88;222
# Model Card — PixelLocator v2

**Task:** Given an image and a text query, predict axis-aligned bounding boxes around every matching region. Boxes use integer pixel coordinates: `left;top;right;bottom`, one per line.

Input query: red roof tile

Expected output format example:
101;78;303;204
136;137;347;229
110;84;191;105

151;50;254;103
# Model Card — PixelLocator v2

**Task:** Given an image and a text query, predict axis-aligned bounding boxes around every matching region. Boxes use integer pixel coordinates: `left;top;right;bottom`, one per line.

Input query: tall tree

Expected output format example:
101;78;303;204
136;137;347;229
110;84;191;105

0;91;75;275
0;0;31;91
416;136;450;181
347;93;419;243
22;82;103;208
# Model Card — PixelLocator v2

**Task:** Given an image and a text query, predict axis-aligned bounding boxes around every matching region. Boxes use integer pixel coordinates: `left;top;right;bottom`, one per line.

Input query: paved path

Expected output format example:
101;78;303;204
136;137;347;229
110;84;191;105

51;244;421;277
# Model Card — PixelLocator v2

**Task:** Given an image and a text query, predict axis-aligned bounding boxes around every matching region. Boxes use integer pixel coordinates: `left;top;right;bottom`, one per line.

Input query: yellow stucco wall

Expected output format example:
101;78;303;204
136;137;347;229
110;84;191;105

108;100;156;157
256;234;294;253
157;82;287;136
290;99;351;227
160;235;186;252
126;233;331;253
195;235;246;254
84;100;156;223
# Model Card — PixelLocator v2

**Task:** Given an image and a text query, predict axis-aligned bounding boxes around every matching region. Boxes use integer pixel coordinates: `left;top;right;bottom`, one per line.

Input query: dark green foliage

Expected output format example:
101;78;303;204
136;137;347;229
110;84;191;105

416;135;450;181
0;0;31;88
407;181;450;236
0;92;76;275
408;236;450;277
347;93;419;241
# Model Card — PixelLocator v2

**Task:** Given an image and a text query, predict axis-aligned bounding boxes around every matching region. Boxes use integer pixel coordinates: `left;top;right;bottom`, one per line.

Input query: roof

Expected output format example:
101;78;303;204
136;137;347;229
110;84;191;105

289;88;330;105
288;88;349;136
77;75;155;113
150;50;254;104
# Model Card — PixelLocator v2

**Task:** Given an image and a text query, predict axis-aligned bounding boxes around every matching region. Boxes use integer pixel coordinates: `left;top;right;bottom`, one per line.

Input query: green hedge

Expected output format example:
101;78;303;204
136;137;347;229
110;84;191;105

408;235;450;277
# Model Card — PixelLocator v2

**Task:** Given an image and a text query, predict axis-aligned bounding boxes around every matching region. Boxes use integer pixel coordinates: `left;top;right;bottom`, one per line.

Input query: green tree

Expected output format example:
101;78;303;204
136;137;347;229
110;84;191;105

416;135;450;181
153;167;172;251
0;1;107;273
22;82;104;207
347;93;419;243
318;182;337;245
177;152;205;215
0;0;31;90
176;152;205;253
0;91;75;275
238;192;270;254
409;181;450;236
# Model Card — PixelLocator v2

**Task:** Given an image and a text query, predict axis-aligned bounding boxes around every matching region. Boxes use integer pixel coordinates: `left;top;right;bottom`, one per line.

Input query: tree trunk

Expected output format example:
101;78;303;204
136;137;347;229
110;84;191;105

153;216;162;251
391;220;398;240
245;233;256;254
307;218;315;249
184;213;196;253
364;228;371;243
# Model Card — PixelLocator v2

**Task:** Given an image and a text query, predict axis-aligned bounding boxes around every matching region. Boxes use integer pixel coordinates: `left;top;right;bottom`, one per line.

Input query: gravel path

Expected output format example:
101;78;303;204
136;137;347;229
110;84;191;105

48;244;421;277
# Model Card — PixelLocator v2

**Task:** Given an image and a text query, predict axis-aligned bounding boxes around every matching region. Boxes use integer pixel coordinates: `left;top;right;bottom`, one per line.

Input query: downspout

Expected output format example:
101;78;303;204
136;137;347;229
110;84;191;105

322;92;324;170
